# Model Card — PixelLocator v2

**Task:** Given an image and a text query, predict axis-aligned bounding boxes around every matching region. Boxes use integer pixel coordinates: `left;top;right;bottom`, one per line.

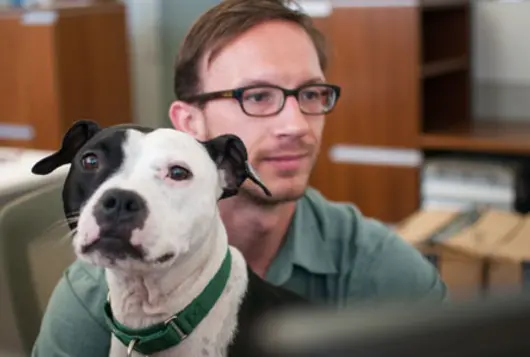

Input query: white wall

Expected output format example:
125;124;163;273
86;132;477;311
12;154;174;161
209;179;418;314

159;0;221;116
123;0;220;128
473;0;530;121
123;0;165;127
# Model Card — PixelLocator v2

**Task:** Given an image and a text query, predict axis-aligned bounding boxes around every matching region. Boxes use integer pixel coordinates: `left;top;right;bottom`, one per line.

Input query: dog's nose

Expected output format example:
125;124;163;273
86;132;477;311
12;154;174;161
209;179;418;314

95;188;147;223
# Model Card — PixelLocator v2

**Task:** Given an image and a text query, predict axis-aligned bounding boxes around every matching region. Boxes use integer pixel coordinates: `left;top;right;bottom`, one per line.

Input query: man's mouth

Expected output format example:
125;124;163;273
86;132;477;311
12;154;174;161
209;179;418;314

265;153;308;160
262;153;310;171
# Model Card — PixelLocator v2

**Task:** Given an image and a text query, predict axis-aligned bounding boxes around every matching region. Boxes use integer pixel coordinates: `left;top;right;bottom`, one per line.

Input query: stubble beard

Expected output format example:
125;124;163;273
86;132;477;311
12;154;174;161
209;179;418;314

238;155;315;207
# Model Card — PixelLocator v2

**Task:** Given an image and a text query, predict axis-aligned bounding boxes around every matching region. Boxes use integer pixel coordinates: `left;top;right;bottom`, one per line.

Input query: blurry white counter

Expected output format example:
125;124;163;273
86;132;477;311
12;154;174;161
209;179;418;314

0;148;68;205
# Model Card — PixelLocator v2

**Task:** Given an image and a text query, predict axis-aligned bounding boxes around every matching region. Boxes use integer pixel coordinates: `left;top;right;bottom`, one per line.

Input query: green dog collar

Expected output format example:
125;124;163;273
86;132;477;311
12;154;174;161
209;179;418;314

103;248;232;355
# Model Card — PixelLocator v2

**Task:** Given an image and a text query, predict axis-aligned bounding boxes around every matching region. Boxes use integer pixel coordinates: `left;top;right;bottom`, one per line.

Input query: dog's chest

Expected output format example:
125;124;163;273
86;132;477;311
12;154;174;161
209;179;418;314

108;250;248;357
109;288;242;357
113;330;227;357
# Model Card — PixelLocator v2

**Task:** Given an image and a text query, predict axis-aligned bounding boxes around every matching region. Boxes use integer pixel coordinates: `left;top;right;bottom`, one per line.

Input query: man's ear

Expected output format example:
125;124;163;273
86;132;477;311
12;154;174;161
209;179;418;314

169;100;207;140
31;120;101;175
201;134;272;200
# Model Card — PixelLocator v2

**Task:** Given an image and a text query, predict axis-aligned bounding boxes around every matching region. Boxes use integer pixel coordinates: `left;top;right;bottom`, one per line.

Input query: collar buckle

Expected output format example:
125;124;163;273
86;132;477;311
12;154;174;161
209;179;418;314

164;315;188;341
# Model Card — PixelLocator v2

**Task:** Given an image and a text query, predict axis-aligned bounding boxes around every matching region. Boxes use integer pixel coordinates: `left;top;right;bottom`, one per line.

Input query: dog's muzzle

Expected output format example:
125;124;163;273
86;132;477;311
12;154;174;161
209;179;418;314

95;188;148;226
82;188;149;260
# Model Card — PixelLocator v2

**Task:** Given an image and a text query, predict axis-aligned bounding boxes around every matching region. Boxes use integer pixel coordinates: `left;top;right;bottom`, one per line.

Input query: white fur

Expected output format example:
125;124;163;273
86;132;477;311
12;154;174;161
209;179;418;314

73;129;249;356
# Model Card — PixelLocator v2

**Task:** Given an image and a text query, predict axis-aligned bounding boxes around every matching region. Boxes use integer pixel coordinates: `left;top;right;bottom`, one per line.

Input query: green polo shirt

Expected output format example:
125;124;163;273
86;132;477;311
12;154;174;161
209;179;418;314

32;187;446;356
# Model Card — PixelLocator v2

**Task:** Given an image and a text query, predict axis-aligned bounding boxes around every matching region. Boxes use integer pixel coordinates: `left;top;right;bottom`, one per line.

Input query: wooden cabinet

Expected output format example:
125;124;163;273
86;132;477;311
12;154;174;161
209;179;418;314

0;1;132;151
309;0;471;223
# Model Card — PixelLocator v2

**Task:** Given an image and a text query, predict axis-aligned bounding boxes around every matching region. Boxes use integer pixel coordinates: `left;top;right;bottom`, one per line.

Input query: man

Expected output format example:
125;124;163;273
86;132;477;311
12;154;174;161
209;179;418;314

32;0;446;355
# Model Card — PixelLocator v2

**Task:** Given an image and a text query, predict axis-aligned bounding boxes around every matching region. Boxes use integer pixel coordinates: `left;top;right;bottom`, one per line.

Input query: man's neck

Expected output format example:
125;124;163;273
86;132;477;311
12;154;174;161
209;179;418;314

219;196;297;278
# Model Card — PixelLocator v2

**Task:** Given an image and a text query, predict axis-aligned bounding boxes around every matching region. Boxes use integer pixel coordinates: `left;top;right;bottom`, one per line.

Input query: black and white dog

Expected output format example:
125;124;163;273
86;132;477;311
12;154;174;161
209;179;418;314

32;120;306;357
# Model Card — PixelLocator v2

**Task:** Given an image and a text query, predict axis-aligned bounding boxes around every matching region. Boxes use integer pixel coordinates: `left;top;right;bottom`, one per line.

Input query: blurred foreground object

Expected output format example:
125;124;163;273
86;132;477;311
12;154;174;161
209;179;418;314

253;293;530;357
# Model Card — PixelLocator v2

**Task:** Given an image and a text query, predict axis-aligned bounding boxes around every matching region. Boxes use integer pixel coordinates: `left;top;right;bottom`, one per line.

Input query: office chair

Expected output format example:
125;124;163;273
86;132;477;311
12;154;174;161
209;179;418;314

0;181;74;356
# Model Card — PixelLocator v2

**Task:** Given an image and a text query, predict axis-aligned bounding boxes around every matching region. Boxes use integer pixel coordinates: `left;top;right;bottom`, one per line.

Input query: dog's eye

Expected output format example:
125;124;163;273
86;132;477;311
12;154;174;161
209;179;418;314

81;153;99;170
168;165;192;181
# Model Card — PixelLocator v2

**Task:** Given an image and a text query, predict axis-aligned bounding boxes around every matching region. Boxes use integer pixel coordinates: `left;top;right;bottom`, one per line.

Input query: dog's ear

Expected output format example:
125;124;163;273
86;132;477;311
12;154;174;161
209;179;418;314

32;120;101;175
202;134;272;200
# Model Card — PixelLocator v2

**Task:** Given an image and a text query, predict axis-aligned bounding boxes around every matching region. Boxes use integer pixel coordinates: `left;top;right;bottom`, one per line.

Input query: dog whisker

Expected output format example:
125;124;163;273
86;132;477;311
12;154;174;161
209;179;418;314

29;229;74;252
56;230;76;246
33;215;79;245
41;220;70;235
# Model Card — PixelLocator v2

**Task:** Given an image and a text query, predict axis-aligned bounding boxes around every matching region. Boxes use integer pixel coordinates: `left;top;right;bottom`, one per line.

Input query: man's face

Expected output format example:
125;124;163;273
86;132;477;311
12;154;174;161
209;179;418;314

173;20;327;204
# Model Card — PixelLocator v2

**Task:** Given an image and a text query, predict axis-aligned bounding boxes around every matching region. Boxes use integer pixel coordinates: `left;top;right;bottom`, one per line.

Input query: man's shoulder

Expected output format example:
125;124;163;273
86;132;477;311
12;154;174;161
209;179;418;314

299;187;403;263
300;188;447;301
66;258;105;279
65;258;107;291
60;259;108;323
301;186;421;253
300;187;390;247
32;260;110;356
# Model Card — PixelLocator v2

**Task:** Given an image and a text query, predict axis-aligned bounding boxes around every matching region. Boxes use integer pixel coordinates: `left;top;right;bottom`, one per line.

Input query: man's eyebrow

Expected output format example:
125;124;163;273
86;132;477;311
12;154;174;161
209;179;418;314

236;77;325;88
300;77;325;86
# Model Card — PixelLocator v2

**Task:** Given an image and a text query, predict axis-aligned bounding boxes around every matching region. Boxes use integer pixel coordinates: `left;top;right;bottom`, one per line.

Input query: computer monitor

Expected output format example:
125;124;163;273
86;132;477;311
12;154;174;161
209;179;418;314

251;293;530;357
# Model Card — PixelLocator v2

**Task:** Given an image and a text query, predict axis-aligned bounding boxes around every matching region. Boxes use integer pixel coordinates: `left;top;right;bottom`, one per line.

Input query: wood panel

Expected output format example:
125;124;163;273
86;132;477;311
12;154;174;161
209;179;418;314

55;3;133;135
18;19;63;150
421;120;530;155
0;13;62;149
310;6;421;222
311;161;420;224
0;2;132;151
323;6;421;148
0;15;22;128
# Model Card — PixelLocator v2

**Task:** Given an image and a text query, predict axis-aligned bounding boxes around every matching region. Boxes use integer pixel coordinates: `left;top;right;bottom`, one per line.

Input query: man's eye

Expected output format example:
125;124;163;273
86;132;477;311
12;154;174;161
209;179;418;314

244;91;273;102
301;90;323;100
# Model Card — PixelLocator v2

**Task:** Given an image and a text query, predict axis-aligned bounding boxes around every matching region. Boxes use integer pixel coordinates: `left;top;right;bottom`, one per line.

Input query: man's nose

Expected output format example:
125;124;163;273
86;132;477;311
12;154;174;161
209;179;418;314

94;188;147;227
273;96;311;137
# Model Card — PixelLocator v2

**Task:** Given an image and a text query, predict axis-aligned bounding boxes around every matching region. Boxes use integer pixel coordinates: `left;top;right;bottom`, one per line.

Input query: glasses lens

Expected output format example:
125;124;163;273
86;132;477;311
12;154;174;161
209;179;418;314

241;86;284;116
299;85;337;114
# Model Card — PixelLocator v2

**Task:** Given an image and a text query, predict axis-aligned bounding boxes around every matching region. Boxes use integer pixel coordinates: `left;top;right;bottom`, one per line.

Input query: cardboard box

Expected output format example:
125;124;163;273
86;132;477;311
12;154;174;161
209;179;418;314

397;209;524;300
439;210;523;258
488;216;530;294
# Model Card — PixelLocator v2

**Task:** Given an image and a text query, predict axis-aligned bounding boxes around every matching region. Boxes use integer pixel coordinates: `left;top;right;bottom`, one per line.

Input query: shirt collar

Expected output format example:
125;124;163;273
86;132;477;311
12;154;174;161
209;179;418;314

266;188;338;286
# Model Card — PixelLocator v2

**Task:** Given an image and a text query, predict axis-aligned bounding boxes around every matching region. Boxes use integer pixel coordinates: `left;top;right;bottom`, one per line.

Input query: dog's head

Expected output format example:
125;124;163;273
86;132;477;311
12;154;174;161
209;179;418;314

32;120;270;270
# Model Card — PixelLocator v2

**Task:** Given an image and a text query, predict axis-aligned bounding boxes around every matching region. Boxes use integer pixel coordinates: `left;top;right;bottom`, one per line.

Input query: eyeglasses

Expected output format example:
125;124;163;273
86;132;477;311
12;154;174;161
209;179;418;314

180;83;341;117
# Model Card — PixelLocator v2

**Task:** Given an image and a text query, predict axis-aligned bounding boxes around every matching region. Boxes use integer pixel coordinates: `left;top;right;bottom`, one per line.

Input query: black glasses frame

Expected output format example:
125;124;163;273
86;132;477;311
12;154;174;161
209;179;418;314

180;83;341;117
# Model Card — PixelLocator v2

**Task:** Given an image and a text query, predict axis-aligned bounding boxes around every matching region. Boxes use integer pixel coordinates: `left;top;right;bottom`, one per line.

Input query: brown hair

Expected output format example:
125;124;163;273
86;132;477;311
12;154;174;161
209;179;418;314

173;0;328;101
